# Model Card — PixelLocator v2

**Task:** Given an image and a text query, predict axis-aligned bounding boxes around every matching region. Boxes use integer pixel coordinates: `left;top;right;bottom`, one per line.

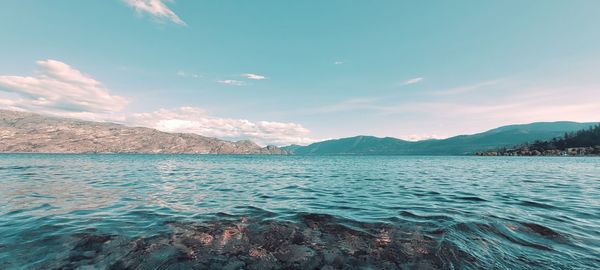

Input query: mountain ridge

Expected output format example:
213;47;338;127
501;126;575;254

1;109;596;156
0;110;287;154
283;121;598;155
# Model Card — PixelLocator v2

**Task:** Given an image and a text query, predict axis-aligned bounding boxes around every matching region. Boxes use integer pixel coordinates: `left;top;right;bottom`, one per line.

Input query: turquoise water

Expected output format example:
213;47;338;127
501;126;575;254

0;154;598;269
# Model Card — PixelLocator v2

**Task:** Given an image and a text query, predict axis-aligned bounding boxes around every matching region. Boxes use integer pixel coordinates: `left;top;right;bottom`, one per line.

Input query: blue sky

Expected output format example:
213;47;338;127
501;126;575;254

1;0;599;145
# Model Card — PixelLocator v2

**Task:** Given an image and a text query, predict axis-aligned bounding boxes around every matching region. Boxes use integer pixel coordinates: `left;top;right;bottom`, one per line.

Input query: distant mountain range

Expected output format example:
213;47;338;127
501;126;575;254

1;109;596;155
0;110;286;154
283;122;598;155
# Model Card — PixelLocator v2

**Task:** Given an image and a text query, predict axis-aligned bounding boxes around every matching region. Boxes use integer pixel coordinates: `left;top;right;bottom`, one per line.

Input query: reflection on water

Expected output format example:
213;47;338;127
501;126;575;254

0;154;599;269
2;166;121;216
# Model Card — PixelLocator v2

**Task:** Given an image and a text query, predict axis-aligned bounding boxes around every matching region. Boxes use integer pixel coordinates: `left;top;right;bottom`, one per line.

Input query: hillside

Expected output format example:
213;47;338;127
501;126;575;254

478;124;600;156
284;122;598;155
284;136;414;155
0;110;287;154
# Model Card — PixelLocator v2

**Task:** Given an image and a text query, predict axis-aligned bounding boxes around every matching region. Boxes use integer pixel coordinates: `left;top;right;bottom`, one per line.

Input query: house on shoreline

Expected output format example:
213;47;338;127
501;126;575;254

475;146;600;156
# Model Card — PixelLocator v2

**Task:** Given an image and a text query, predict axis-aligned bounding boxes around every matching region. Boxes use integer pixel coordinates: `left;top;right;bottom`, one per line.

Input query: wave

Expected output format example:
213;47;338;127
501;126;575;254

2;211;597;270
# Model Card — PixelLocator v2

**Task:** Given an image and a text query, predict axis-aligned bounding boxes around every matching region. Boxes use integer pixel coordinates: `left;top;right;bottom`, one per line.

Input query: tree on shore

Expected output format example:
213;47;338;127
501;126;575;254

533;124;600;150
480;124;600;155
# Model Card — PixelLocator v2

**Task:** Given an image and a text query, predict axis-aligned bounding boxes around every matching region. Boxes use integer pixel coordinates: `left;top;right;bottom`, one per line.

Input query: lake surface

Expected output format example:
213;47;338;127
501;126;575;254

0;154;598;269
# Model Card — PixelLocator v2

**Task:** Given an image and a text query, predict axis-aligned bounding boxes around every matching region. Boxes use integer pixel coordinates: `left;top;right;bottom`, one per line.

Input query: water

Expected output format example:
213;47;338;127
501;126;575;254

0;154;598;269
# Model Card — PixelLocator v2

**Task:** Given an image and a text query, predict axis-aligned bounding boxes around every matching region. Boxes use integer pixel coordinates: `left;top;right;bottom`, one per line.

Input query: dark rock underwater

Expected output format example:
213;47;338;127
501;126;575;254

1;155;598;269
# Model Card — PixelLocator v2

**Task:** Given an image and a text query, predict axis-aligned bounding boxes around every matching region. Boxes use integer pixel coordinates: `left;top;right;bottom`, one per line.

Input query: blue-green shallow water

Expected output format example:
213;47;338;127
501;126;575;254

0;154;598;269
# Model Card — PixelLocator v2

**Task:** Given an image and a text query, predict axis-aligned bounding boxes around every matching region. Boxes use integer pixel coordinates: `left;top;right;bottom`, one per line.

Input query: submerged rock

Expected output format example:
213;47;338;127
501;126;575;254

22;214;477;270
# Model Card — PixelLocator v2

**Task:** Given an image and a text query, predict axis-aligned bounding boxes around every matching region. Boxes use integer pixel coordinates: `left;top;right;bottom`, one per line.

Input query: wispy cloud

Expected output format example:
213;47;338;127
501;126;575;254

306;80;600;141
123;0;186;26
334;60;345;65
428;86;600;123
0;60;128;115
402;77;424;85
176;70;201;78
217;79;246;86
433;79;502;95
241;73;267;80
313;78;600;123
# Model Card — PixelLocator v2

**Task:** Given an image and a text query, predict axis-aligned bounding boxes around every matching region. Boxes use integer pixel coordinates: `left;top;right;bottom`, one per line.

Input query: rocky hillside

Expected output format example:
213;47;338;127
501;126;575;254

0;110;287;154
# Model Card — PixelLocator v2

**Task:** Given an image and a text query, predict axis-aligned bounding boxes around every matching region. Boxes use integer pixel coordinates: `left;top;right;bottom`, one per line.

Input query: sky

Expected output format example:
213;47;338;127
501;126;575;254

1;0;599;146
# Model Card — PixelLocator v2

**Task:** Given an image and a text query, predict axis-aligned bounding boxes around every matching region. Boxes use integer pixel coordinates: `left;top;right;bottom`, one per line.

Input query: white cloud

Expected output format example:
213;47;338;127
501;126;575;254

402;77;424;85
0;60;128;115
334;61;345;65
127;107;315;146
400;134;444;141
218;79;246;86
176;70;201;78
124;0;186;25
241;73;267;80
0;60;316;146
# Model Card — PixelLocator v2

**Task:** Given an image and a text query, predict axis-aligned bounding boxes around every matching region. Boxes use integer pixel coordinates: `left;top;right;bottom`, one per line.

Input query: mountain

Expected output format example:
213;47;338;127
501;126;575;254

283;136;413;155
0;110;287;154
478;123;600;156
283;122;598;155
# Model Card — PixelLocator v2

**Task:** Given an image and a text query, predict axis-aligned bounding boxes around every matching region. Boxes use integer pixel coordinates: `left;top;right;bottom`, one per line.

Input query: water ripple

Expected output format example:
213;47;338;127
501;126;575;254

0;154;599;269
